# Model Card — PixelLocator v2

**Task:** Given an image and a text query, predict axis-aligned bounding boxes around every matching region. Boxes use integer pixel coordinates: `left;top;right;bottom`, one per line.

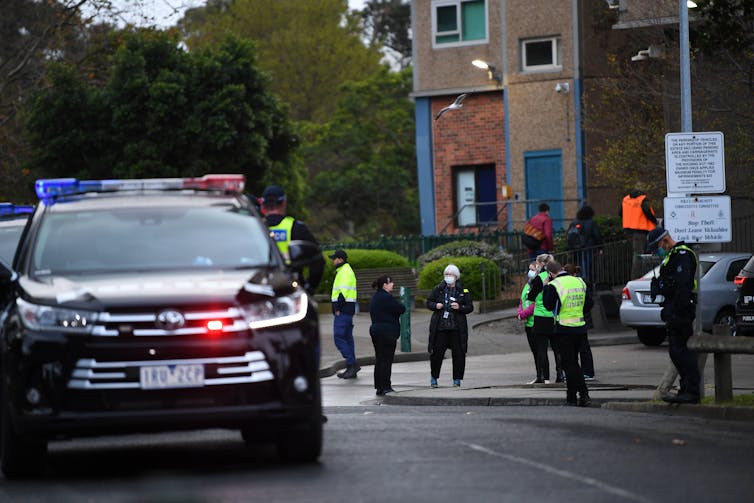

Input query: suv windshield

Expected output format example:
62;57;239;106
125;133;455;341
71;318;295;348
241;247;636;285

30;205;272;275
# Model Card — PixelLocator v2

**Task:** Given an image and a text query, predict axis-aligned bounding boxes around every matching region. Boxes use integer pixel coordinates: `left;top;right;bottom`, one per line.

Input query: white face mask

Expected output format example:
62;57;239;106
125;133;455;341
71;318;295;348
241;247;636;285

527;270;537;280
444;275;455;285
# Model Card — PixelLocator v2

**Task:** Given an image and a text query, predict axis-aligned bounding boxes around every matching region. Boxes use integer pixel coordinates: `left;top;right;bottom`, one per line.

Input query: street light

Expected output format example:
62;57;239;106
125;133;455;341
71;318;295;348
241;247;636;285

471;59;502;84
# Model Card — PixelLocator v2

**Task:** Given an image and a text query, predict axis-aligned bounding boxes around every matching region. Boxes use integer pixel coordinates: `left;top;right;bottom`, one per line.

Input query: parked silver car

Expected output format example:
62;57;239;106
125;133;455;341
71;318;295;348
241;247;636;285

619;252;750;345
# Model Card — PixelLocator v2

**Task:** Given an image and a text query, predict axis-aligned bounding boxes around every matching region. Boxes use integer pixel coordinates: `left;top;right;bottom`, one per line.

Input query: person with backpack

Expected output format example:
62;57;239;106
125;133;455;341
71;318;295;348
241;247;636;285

565;205;603;287
523;203;553;260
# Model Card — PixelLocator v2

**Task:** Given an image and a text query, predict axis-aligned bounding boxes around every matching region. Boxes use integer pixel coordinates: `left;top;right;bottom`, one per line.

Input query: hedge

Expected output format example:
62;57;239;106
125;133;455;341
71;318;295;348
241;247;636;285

316;249;410;295
417;256;500;301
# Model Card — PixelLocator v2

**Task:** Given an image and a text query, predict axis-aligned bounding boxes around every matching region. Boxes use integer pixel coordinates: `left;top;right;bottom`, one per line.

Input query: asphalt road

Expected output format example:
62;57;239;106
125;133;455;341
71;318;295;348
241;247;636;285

3;406;753;502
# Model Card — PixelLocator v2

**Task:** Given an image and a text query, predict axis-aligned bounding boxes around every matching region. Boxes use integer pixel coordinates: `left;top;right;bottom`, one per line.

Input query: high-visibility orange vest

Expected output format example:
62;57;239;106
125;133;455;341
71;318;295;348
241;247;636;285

622;194;656;231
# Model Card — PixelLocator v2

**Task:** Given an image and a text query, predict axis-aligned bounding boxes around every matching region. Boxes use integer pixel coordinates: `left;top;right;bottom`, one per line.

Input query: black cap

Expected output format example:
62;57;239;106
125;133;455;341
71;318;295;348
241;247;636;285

329;249;347;261
261;185;286;204
645;226;669;254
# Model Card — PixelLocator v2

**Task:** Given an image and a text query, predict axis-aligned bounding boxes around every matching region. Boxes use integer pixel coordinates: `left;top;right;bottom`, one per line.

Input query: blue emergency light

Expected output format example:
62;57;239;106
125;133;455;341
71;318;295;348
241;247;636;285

0;203;34;217
35;175;246;201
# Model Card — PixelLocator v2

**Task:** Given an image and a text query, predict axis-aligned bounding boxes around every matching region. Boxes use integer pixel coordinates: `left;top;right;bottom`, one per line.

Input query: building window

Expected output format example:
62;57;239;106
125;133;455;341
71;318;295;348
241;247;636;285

432;0;488;48
521;37;561;73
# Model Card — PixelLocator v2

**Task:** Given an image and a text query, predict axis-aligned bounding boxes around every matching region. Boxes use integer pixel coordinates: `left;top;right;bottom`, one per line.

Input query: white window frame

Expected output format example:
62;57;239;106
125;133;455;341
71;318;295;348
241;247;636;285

520;36;562;73
431;0;489;49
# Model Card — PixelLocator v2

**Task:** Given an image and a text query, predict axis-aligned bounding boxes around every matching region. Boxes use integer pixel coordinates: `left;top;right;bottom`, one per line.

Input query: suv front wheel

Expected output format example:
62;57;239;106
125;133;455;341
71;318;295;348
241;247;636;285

1;386;47;478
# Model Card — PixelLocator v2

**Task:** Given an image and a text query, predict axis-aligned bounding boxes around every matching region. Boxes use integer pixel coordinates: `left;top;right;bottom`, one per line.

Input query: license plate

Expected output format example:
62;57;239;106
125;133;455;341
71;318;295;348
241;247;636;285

642;294;663;304
140;364;204;389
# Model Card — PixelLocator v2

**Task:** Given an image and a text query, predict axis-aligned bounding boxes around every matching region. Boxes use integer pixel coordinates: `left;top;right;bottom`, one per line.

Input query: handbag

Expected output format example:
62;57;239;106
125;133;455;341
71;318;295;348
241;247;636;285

522;221;545;249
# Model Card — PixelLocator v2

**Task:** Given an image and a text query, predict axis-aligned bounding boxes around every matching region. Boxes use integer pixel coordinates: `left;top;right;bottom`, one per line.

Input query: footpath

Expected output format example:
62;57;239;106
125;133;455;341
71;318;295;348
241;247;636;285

318;305;754;422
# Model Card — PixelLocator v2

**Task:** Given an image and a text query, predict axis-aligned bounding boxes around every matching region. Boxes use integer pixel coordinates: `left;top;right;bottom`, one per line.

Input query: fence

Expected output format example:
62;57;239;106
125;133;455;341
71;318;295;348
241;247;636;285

323;213;754;310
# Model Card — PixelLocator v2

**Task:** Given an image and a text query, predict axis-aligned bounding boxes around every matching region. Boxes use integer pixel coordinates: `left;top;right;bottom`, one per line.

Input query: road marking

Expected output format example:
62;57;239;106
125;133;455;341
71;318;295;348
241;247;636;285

463;441;653;503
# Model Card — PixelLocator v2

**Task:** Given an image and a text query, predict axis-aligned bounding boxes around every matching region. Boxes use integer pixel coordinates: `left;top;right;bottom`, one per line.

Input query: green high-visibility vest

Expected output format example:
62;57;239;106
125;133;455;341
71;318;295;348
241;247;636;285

521;283;534;328
533;271;554;318
331;262;357;303
549;275;587;327
269;216;295;261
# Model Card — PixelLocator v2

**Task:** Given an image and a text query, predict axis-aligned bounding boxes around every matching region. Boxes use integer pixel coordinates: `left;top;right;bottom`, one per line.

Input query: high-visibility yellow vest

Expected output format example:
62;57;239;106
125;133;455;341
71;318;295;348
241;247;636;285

549;275;587;327
331;263;357;303
533;271;554;318
269;216;295;260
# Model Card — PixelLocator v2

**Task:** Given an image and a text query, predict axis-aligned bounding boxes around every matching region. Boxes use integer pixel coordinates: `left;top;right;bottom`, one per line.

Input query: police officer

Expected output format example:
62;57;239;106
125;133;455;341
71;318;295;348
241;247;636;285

260;185;324;294
646;226;700;404
330;249;360;379
542;259;593;406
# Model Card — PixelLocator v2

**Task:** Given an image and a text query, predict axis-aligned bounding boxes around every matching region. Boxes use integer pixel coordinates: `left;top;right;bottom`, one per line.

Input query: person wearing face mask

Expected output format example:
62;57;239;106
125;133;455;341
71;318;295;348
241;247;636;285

517;262;540;382
526;254;564;383
426;264;474;388
646;226;700;404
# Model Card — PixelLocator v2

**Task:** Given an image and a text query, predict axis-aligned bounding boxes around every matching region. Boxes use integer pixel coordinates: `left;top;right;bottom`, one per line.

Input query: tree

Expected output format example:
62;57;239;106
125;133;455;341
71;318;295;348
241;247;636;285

0;0;115;202
179;0;384;123
359;0;412;70
302;67;419;240
24;30;307;212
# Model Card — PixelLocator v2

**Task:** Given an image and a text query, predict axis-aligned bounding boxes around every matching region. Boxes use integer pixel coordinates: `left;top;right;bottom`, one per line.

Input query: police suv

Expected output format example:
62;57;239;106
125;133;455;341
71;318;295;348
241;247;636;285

0;175;323;477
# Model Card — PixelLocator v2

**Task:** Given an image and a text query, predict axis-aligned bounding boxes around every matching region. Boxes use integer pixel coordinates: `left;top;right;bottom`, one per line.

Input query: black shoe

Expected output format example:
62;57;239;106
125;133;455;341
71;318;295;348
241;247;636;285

338;364;359;379
385;387;395;393
556;371;566;383
662;392;699;404
376;389;385;396
578;395;592;407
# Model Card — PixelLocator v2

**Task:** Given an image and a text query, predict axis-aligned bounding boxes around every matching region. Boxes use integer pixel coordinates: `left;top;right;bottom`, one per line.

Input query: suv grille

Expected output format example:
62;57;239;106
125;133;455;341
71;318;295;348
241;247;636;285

68;351;273;390
92;307;247;337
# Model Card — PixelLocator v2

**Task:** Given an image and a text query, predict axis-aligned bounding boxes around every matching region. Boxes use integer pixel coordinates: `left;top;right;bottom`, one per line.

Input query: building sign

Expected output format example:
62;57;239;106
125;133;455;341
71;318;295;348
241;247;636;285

665;132;725;194
663;196;731;243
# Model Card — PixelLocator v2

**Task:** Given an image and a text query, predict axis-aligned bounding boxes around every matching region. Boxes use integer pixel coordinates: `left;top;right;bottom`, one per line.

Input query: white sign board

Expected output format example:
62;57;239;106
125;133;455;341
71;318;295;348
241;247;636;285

663;196;731;243
665;132;725;194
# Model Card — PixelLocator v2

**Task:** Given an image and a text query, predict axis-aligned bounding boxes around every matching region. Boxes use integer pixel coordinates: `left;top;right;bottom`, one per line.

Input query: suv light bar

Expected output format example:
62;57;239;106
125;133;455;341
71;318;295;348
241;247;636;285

0;203;34;216
35;175;246;200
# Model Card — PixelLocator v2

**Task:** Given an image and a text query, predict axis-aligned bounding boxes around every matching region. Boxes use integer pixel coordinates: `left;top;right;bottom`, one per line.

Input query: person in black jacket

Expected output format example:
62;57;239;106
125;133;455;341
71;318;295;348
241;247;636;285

426;264;474;388
567;205;603;288
646;226;700;404
369;275;407;396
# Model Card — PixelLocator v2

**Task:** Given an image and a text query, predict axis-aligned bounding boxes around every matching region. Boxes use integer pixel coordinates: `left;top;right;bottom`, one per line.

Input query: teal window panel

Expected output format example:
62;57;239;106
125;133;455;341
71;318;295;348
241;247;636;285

461;0;486;41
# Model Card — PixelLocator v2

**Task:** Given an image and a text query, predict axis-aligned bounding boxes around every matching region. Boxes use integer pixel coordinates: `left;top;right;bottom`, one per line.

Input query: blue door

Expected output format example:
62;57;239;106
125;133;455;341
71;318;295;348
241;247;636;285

477;165;497;225
524;150;563;230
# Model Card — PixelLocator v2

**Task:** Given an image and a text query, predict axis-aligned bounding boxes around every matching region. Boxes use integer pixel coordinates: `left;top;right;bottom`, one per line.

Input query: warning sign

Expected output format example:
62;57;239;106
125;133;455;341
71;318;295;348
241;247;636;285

665;132;725;194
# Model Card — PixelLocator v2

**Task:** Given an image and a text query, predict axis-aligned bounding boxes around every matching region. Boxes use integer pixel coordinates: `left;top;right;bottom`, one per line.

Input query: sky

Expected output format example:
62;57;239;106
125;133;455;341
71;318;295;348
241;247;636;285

111;0;368;28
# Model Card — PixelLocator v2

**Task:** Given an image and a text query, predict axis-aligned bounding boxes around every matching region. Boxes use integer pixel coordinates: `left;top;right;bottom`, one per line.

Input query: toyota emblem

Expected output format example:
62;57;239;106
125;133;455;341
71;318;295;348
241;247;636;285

156;310;186;330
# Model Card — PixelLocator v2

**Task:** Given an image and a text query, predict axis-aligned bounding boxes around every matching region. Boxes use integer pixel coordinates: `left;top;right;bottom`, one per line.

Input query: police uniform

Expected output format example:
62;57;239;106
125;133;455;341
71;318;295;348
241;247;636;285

264;212;324;293
543;271;593;406
656;241;700;400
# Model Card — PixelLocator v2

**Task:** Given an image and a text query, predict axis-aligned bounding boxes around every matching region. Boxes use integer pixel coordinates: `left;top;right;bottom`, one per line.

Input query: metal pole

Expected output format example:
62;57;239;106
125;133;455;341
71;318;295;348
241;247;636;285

679;0;702;337
399;286;411;352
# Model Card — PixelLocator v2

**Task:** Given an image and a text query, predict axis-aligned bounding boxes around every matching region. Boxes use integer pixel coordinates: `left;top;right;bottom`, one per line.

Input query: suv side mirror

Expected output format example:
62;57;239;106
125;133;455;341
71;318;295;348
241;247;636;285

288;240;322;268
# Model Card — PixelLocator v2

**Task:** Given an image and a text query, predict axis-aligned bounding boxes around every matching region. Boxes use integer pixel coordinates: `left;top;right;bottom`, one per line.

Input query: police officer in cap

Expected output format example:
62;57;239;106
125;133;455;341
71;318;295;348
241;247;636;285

646;226;700;404
260;185;325;294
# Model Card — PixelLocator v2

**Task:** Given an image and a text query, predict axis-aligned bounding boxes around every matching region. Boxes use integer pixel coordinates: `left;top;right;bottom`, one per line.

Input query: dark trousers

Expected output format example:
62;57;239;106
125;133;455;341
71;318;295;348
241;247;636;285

371;333;397;391
333;313;356;365
667;322;700;397
532;332;562;381
579;335;595;377
525;326;538;376
430;330;465;380
553;333;589;402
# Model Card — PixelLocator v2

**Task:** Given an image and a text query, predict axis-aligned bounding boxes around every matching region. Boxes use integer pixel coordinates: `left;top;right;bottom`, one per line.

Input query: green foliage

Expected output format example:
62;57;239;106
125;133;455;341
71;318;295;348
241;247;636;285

305;67;418;240
181;0;383;123
418;256;500;301
23;30;304;210
316;248;409;295
417;240;511;267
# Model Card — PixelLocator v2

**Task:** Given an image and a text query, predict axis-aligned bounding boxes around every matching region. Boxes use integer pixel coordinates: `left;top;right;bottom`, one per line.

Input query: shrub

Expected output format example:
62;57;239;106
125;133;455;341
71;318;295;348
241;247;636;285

417;256;500;301
316;249;409;295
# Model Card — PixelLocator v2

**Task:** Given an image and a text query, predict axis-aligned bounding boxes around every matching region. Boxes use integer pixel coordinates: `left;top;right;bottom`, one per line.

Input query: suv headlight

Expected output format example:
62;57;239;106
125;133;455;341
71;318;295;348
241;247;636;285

243;291;308;329
17;298;98;334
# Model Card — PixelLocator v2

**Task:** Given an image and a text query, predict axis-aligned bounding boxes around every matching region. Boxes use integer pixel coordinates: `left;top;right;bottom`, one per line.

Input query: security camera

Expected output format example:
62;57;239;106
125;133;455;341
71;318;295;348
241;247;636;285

555;82;570;93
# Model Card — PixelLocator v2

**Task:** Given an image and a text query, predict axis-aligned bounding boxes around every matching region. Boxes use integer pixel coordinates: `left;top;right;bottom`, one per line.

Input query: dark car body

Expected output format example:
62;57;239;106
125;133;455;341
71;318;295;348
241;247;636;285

735;254;754;336
0;203;33;264
0;176;323;477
